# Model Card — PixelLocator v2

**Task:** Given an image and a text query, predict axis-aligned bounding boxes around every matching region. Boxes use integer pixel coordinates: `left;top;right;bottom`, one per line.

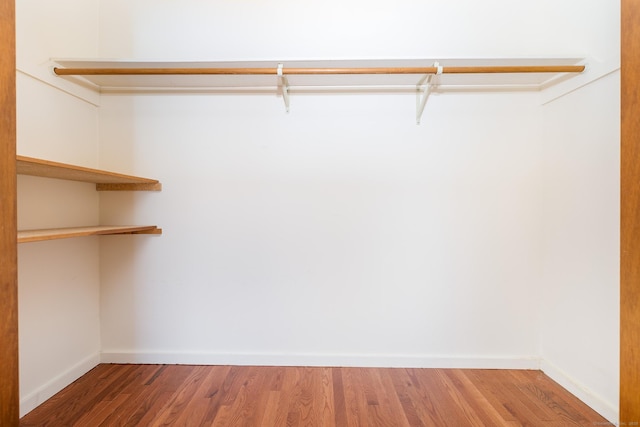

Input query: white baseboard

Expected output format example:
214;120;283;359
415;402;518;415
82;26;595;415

101;350;540;370
20;352;101;418
540;358;618;424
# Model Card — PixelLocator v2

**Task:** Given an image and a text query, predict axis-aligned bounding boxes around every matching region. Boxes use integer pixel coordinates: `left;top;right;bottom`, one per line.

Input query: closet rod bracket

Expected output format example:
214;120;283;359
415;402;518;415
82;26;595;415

277;63;290;113
416;62;442;124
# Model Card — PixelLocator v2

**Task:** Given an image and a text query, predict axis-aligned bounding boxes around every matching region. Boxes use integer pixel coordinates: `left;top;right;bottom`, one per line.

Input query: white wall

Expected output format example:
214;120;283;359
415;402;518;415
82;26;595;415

16;0;101;417
539;71;620;421
98;90;543;367
97;0;609;60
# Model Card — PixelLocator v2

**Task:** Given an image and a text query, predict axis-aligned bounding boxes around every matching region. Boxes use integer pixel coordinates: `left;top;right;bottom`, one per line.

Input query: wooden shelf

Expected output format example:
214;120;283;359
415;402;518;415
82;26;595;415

17;157;163;243
17;155;161;191
18;225;162;243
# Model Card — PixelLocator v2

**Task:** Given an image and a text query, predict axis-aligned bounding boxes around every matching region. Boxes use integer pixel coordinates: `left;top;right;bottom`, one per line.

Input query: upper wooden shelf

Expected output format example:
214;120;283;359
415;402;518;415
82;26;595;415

17;155;161;191
18;225;162;243
51;58;586;92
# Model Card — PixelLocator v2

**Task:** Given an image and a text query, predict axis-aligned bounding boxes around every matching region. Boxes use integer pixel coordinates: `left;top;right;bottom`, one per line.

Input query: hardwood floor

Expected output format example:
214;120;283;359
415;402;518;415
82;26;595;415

20;365;608;426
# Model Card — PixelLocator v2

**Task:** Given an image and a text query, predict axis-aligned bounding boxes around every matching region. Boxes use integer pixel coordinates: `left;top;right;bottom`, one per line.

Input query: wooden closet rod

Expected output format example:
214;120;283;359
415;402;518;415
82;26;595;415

53;65;585;76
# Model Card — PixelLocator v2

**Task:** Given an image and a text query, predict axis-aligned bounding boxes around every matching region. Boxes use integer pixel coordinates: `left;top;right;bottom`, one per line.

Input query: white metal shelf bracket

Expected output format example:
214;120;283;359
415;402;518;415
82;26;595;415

277;63;290;113
416;62;442;125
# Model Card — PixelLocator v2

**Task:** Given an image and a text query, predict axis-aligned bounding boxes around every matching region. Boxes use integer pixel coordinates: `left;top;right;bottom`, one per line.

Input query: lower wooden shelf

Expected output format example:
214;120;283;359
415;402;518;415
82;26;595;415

17;225;162;243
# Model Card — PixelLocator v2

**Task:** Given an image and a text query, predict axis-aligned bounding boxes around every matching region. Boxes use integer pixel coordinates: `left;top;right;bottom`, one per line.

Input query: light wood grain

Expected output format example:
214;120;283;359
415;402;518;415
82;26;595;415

17;155;161;190
95;182;162;191
53;64;585;76
621;0;640;423
17;226;162;243
0;0;19;424
19;365;609;426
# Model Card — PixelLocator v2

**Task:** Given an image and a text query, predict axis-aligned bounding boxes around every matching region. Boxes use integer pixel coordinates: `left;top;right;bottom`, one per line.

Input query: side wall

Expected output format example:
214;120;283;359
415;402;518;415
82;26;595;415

16;0;101;417
537;2;620;422
539;71;620;422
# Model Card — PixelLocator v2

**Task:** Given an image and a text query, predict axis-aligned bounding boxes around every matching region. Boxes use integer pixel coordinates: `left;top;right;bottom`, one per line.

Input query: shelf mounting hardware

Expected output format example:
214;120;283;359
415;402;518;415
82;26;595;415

277;63;290;113
416;62;442;125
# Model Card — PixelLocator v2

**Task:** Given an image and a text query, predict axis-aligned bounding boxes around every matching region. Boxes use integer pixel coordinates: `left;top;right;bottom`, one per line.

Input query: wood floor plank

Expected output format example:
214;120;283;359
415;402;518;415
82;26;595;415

341;367;370;426
124;390;175;427
367;369;410;427
195;365;233;425
320;367;336;426
73;392;131;426
407;367;473;426
229;366;274;426
210;366;268;427
391;368;442;426
446;369;516;426
263;366;302;426
124;365;197;426
20;364;136;427
19;365;610;426
434;369;489;427
510;370;593;425
331;367;349;426
96;365;164;425
289;367;317;426
277;367;315;427
388;368;427;427
258;390;280;426
507;370;578;423
151;365;215;426
464;369;525;424
471;370;549;424
110;366;179;426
